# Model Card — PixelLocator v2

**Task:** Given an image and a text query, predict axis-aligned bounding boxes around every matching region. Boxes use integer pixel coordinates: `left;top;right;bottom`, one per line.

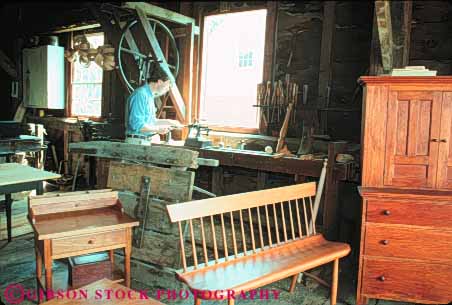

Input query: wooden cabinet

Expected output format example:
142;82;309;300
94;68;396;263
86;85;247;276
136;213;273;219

357;188;452;305
438;92;452;189
361;77;452;191
384;90;442;188
358;77;452;305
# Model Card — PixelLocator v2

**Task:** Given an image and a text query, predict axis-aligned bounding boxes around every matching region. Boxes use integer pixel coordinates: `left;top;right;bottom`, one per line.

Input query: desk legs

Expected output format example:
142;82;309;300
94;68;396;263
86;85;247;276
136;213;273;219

35;244;42;304
43;240;52;291
124;227;132;287
5;194;12;242
36;181;44;195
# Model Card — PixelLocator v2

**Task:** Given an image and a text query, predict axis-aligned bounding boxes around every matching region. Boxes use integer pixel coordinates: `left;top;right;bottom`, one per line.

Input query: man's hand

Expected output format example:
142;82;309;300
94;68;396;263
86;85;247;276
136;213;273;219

157;126;172;135
155;119;184;129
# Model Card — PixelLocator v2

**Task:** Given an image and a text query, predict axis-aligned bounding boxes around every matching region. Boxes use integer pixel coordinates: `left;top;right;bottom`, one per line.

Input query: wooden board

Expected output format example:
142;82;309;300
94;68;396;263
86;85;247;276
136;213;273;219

107;161;195;202
0;163;60;187
32;207;139;240
69;141;199;169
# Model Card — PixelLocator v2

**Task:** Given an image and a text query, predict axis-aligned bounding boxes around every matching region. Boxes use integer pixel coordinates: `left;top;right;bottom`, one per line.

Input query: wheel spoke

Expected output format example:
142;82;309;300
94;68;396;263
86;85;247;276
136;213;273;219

120;47;148;59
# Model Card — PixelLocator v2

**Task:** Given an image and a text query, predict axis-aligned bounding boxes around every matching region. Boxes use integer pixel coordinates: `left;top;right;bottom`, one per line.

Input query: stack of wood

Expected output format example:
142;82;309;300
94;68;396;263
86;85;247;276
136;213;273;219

256;75;299;134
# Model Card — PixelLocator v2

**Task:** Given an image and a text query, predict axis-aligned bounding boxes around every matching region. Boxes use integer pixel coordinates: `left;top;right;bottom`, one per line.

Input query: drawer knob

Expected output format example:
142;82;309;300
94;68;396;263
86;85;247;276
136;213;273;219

378;276;386;282
383;210;391;216
88;239;94;244
381;240;389;245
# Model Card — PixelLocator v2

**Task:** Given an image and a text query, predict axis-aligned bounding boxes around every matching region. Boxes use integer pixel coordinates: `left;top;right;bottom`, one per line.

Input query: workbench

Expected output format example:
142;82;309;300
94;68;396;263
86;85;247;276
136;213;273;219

28;190;139;302
192;141;357;239
0;163;60;242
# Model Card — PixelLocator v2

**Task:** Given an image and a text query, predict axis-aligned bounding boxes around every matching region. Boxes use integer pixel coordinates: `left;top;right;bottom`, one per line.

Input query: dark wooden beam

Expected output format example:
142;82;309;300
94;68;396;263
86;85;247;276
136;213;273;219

0;50;18;80
375;1;393;72
391;1;412;68
123;2;195;25
369;11;384;76
263;1;278;84
318;1;336;133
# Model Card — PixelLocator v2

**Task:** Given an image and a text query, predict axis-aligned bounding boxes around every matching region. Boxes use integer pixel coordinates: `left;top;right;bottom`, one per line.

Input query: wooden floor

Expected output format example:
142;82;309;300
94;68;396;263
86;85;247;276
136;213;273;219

0;202;415;305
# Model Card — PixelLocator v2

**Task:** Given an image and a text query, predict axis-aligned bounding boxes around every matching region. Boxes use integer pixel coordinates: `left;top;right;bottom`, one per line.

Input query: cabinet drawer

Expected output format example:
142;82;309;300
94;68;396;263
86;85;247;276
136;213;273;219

362;258;452;304
364;224;452;261
52;230;126;258
367;200;452;227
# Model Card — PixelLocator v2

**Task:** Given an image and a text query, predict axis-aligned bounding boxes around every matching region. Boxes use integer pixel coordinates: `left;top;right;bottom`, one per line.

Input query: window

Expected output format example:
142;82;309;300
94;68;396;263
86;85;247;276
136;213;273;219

238;51;253;68
199;9;267;130
71;33;104;117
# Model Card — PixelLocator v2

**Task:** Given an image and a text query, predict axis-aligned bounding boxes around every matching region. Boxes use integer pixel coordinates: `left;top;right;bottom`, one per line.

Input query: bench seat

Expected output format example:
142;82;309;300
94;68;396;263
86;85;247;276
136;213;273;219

177;234;351;298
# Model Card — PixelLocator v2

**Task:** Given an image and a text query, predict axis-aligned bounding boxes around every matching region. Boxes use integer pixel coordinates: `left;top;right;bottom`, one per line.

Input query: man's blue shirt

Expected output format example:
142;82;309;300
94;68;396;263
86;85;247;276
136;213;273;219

127;84;156;136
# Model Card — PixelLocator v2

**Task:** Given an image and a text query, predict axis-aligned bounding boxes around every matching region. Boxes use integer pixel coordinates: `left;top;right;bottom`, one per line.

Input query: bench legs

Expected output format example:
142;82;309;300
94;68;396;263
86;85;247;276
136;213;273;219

289;274;298;293
331;259;339;305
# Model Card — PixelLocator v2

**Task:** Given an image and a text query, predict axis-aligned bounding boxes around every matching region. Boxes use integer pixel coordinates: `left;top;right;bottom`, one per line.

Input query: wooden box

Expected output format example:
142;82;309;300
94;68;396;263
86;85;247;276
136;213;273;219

68;252;112;288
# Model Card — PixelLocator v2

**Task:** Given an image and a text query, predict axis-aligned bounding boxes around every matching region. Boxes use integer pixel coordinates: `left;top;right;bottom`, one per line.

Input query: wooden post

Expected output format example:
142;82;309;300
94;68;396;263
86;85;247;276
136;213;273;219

391;1;412;68
182;22;195;138
323;141;347;240
318;1;336;134
260;1;278;134
211;167;224;196
375;1;393;72
257;171;268;190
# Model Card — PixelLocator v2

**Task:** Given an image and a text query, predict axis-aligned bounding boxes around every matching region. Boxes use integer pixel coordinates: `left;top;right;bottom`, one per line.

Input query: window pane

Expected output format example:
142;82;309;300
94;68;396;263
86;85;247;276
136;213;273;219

200;10;267;128
71;33;104;117
71;84;102;117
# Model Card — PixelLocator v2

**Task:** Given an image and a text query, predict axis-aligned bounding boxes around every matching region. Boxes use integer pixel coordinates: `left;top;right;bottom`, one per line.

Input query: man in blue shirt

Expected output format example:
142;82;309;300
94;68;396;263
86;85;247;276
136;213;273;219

126;64;182;145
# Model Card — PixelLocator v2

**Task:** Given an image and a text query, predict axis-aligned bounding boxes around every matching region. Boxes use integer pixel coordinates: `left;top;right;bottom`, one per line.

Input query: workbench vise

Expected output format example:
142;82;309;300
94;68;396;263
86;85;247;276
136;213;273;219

184;123;212;148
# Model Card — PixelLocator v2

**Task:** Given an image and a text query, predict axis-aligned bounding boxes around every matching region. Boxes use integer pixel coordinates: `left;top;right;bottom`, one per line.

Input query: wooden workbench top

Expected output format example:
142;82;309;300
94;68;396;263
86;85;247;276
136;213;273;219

0;163;61;187
32;207;139;240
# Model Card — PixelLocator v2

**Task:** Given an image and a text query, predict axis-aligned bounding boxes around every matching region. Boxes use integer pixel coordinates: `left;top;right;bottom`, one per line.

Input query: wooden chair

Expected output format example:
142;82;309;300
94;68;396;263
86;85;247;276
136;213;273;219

167;182;351;305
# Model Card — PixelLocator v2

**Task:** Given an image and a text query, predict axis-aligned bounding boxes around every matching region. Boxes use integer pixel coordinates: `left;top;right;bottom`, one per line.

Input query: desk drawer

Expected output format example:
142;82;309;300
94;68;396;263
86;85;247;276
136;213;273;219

52;230;126;258
366;200;452;227
364;224;452;261
362;257;452;304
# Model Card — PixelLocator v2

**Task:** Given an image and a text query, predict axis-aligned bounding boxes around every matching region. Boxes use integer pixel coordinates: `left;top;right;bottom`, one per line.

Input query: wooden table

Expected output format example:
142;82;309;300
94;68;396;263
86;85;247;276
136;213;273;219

29;190;139;302
41;279;165;305
0;163;60;242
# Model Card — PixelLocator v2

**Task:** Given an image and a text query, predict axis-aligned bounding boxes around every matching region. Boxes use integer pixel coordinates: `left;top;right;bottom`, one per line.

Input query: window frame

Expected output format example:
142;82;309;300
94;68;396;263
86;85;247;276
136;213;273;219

196;3;278;134
67;31;105;119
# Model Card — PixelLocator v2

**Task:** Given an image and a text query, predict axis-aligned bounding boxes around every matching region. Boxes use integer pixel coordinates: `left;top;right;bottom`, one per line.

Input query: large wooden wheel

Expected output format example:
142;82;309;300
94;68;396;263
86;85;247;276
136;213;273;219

117;17;180;94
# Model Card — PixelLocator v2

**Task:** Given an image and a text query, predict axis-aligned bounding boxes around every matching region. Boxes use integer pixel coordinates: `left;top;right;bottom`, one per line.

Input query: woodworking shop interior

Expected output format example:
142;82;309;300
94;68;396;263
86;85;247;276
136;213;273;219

1;2;452;305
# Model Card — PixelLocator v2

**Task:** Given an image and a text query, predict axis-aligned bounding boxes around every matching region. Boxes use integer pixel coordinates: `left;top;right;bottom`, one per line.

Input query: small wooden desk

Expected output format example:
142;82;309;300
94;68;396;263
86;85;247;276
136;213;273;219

28;190;139;302
41;279;165;305
0;163;60;242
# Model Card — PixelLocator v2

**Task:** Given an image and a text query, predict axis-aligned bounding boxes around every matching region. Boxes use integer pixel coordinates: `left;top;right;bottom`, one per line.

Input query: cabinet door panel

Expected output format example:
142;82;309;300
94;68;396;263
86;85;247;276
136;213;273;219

437;92;452;189
384;91;442;188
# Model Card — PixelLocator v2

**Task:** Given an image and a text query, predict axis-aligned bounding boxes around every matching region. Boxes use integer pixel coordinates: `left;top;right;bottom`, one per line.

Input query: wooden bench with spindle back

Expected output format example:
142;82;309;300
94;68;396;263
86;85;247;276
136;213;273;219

167;182;351;305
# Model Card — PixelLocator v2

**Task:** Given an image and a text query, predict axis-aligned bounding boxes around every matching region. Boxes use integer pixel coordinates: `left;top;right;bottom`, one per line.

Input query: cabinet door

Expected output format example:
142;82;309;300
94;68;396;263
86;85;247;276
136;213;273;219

437;92;452;189
384;90;442;188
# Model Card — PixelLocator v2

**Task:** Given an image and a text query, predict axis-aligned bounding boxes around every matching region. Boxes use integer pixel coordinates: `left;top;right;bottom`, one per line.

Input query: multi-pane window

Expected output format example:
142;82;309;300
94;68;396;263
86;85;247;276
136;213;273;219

239;51;253;68
71;33;104;117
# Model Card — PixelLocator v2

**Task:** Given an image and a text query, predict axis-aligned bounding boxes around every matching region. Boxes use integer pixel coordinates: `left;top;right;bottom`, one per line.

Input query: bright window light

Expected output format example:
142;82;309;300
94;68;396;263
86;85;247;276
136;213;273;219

71;33;104;117
200;9;267;129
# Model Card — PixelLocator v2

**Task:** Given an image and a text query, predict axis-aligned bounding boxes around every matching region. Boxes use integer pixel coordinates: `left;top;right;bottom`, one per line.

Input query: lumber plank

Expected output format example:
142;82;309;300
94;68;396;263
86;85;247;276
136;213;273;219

68;141;199;169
